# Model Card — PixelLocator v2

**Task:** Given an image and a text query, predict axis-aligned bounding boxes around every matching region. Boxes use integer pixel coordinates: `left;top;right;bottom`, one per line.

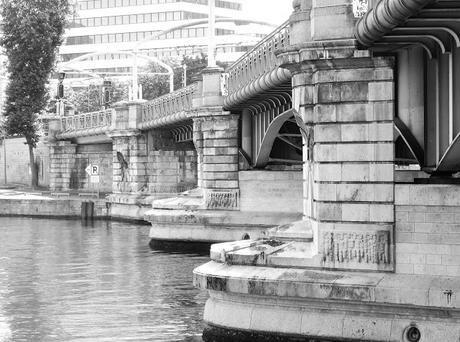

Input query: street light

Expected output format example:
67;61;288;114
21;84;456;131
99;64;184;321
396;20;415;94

57;72;66;116
182;63;187;88
207;0;216;68
0;116;6;185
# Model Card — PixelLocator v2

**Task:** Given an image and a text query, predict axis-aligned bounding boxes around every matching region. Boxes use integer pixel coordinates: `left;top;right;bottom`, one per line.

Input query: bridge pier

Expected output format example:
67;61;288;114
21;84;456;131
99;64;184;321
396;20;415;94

49;141;77;191
193;112;239;210
193;0;460;341
280;51;396;272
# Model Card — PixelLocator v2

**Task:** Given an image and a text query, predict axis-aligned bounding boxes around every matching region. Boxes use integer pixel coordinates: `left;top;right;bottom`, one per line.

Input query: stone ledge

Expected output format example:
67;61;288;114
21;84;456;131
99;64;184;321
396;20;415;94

200;293;460;342
145;208;302;227
194;261;460;309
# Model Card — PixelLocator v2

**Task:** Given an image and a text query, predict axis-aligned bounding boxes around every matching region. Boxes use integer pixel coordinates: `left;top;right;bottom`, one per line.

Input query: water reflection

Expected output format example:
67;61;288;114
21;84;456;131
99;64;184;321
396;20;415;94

0;217;209;341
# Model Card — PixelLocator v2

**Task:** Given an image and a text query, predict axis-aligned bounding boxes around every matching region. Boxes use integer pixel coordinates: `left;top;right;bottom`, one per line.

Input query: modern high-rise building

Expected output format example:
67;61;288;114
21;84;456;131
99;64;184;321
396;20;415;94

60;0;273;83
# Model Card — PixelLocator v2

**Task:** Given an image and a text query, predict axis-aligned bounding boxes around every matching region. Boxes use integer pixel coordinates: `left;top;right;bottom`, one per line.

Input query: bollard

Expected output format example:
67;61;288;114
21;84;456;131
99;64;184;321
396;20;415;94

81;201;94;220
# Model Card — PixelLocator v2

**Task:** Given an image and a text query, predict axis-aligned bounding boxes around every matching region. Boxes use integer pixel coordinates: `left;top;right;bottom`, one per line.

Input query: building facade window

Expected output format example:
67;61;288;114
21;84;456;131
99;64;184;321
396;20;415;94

78;0;241;10
72;11;207;27
66;27;234;45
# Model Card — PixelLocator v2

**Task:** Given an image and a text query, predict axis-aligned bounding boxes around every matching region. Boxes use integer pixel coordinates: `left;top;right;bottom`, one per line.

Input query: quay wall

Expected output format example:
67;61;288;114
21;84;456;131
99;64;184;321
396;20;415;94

0;197;109;218
74;143;113;192
50;141;113;193
395;184;460;276
0;137;50;187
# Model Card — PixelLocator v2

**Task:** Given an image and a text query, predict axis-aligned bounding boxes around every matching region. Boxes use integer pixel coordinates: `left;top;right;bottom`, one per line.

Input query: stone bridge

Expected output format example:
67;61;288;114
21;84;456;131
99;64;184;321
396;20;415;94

46;1;460;340
47;19;302;236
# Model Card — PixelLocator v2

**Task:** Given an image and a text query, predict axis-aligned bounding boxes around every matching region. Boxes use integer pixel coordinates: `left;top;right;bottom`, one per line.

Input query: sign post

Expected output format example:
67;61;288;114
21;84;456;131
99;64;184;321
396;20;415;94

85;163;100;198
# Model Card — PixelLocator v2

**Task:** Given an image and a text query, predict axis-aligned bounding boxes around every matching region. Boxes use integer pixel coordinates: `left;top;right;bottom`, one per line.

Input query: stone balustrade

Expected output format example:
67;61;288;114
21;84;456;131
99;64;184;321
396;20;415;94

138;83;197;130
224;20;291;108
57;109;113;139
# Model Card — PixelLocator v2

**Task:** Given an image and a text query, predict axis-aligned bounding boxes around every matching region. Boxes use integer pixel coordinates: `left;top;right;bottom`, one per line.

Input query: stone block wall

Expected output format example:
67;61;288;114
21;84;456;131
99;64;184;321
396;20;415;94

71;144;113;192
111;131;148;194
289;54;396;271
395;184;460;276
147;149;197;193
0;137;50;187
50;141;113;192
194;113;240;210
239;170;303;213
49;141;77;191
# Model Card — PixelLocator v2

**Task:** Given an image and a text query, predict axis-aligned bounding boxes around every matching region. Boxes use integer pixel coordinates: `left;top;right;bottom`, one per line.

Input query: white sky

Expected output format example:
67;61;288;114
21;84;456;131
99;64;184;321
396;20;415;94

242;0;292;25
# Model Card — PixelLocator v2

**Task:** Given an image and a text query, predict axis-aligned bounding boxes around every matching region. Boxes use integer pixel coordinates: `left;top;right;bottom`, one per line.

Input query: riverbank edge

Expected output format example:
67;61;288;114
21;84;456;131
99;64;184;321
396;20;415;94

0;196;151;223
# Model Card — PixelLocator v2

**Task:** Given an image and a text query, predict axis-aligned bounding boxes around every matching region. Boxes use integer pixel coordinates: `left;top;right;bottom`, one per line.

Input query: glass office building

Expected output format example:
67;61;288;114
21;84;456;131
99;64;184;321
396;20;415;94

60;0;270;82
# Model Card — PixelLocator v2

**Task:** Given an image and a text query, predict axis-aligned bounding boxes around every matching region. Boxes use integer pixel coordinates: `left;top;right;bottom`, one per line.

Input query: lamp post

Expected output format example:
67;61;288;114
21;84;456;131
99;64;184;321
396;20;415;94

182;63;187;88
57;72;66;116
207;0;216;68
2;130;6;185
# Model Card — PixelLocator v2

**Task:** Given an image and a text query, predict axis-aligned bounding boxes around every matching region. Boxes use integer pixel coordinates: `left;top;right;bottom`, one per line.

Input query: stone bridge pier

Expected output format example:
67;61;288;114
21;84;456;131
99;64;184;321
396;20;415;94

193;0;460;341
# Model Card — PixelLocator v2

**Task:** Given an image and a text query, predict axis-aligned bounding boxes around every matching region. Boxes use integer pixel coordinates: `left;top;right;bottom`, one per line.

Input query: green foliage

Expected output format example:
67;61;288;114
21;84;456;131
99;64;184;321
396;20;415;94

66;82;128;113
139;54;225;101
174;54;209;89
139;71;171;101
0;0;70;147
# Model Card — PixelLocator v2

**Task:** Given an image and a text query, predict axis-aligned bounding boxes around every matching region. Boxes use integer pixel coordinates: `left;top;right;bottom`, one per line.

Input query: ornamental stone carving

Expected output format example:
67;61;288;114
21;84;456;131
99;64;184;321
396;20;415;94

352;0;368;18
205;190;239;210
322;231;390;265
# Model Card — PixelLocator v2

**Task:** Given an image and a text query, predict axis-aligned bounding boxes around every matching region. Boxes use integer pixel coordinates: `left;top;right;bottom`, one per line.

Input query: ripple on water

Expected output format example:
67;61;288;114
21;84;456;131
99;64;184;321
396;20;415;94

0;217;208;341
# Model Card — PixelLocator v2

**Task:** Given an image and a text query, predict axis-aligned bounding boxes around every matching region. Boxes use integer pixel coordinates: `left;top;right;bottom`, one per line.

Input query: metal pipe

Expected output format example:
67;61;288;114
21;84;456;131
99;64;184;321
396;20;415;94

355;0;433;46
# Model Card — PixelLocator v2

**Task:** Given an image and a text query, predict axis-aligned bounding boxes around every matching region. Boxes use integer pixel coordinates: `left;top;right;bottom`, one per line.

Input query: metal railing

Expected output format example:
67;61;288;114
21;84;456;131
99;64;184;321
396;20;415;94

225;20;290;96
140;83;197;129
60;109;112;132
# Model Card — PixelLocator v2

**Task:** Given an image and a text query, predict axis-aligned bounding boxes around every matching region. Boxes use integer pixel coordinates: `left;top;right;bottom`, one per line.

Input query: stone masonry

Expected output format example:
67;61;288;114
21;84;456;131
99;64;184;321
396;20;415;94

193;112;239;210
49;141;77;191
278;0;396;271
111;130;148;194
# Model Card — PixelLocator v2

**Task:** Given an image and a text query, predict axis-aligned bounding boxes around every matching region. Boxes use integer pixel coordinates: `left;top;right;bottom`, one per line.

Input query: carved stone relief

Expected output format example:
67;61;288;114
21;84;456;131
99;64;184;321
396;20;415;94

205;190;239;210
322;231;390;265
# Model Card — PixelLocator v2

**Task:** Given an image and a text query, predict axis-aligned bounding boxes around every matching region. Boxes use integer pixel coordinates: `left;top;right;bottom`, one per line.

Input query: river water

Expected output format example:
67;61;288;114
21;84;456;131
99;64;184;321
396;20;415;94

0;217;209;342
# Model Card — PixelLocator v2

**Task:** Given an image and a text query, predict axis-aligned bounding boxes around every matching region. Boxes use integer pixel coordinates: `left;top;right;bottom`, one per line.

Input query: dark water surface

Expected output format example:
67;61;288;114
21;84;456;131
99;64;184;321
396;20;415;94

0;217;209;342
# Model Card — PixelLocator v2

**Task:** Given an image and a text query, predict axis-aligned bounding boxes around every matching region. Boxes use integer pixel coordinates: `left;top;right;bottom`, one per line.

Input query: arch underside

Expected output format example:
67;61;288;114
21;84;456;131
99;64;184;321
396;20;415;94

226;81;302;169
357;0;460;174
254;109;302;168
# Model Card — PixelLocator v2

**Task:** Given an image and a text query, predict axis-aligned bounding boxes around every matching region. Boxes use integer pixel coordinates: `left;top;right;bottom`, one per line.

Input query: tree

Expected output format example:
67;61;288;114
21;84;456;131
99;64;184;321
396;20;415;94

0;0;70;187
66;82;128;114
138;54;227;101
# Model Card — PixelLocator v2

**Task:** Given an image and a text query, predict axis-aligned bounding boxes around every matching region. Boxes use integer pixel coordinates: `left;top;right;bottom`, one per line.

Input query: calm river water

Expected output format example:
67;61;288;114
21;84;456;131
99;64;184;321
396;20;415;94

0;217;209;342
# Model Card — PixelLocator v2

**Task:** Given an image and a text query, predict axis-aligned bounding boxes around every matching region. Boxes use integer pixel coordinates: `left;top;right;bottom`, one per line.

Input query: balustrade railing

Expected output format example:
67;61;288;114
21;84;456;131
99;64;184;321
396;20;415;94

140;83;197;128
60;109;113;132
225;20;290;96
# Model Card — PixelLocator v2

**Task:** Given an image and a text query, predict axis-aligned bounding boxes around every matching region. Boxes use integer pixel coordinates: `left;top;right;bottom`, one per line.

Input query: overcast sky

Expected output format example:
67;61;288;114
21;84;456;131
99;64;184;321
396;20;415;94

243;0;292;25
